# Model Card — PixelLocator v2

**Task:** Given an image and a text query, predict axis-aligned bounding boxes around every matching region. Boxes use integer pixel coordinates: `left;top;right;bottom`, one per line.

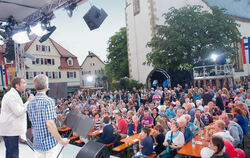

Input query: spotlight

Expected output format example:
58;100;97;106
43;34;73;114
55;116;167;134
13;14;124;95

30;22;48;37
39;25;56;43
87;76;93;82
12;30;30;44
211;54;218;62
66;3;77;17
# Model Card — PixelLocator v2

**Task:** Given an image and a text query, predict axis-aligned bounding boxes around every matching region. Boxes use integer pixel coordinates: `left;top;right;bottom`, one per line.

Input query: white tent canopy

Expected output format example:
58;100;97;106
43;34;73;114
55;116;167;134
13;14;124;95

0;0;87;25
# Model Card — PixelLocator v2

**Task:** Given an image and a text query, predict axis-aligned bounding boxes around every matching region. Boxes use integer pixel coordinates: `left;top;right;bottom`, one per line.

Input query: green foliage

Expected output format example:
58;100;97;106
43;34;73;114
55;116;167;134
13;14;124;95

105;27;129;81
146;5;240;72
110;78;144;91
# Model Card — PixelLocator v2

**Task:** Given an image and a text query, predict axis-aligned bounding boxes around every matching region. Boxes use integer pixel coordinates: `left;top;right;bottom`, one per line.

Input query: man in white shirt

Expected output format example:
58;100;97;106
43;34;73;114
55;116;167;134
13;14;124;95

0;77;33;158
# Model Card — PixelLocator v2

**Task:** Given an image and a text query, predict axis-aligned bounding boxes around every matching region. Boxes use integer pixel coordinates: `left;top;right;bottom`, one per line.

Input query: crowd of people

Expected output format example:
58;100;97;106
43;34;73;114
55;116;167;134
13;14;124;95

55;82;249;158
0;74;249;158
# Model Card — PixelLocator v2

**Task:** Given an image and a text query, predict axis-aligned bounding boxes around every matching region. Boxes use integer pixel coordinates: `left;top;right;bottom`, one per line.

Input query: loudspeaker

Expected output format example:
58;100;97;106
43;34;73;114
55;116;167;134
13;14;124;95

3;40;15;60
76;141;110;158
83;5;108;30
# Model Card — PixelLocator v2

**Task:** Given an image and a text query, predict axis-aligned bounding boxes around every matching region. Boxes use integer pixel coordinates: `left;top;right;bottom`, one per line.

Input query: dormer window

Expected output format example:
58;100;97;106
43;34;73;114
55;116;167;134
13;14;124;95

67;58;73;66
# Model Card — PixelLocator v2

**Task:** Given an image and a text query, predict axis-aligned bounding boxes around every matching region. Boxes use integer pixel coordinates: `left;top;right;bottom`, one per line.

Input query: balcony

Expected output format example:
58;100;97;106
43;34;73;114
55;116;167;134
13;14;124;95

193;64;233;80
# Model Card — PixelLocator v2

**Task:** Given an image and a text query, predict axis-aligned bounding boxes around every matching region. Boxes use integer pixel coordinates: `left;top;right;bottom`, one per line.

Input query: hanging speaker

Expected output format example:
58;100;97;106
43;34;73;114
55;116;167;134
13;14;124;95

83;5;108;30
76;141;110;158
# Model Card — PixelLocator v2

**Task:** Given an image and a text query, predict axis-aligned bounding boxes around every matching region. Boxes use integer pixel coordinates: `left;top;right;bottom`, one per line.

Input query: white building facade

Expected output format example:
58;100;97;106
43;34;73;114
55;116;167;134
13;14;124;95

24;37;81;89
80;51;105;87
125;0;250;84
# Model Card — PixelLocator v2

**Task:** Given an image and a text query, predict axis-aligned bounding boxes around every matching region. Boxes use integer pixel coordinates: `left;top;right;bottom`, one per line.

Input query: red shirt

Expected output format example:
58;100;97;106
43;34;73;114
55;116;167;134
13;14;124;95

118;118;128;134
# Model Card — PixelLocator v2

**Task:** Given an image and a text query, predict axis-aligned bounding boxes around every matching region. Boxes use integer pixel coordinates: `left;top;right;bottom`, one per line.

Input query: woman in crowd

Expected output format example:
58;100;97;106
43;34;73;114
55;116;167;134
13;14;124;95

159;120;185;158
232;107;249;135
153;125;166;155
152;108;161;126
128;115;142;136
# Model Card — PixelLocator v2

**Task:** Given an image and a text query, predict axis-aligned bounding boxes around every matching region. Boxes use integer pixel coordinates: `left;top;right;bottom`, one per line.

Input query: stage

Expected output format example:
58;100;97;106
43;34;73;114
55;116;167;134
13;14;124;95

0;139;119;158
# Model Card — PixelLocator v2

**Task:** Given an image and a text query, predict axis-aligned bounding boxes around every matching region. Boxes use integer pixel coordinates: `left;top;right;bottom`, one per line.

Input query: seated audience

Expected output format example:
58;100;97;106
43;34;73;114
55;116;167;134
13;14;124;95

132;127;153;158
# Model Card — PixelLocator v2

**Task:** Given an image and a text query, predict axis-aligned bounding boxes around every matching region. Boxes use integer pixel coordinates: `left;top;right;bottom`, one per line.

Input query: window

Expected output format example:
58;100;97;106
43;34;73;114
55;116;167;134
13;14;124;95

45;46;50;52
47;59;52;65
35;58;41;64
28;72;34;79
67;58;73;66
36;45;42;51
48;72;52;78
36;45;50;52
55;72;59;79
133;0;140;15
67;72;74;78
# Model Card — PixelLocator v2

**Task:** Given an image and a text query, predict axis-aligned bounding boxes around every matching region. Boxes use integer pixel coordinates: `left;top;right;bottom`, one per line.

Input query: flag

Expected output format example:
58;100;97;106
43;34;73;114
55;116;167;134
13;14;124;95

241;38;246;64
0;65;3;88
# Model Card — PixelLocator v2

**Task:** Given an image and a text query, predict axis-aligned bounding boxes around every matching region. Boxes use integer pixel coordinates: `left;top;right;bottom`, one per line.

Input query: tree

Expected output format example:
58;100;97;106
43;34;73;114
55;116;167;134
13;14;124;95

106;27;129;81
146;5;240;72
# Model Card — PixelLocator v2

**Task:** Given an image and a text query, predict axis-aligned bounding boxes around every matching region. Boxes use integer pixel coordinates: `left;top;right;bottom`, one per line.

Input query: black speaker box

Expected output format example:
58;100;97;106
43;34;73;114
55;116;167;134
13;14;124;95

76;141;110;158
83;5;108;30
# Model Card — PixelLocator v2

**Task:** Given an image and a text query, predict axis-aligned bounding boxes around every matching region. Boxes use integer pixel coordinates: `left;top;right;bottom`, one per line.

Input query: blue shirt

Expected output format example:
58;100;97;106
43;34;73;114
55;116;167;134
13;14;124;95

141;136;153;156
235;115;248;135
101;124;115;144
27;93;57;151
165;108;176;119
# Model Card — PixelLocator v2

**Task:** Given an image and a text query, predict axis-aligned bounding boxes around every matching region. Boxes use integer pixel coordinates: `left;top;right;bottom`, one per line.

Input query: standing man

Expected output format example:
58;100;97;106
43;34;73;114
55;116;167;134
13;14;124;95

0;77;33;158
27;74;69;158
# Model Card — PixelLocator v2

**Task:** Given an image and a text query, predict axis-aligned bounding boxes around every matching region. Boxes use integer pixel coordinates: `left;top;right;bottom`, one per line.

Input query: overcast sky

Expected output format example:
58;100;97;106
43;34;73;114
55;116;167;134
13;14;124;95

50;0;126;65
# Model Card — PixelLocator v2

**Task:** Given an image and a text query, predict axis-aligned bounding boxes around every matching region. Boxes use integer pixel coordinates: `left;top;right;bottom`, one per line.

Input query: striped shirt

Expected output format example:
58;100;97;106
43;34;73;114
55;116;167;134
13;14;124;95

27;93;57;151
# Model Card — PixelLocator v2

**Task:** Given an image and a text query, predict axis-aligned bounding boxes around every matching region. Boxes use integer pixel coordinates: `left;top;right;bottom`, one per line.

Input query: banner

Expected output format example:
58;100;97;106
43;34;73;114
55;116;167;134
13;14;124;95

242;37;250;64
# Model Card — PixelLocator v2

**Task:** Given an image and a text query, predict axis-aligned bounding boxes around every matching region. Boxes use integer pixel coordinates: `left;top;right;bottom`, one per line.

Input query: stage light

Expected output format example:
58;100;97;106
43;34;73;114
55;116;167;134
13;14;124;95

30;22;48;37
66;3;77;17
39;25;56;43
12;30;30;44
211;54;218;62
87;76;93;82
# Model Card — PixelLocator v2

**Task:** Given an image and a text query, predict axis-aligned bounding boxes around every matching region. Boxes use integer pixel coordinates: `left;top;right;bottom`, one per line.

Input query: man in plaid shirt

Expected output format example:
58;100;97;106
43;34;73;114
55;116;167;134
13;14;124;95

27;74;69;158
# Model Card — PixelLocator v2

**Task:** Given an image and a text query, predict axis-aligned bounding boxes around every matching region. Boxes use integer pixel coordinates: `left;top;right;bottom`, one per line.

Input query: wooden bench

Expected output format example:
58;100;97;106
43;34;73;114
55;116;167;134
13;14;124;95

146;153;157;158
74;140;85;147
106;142;115;147
69;136;79;140
112;143;129;152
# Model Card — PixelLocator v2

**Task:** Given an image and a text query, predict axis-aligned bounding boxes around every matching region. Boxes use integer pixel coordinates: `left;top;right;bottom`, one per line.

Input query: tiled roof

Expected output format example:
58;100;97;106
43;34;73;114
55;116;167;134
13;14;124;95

59;57;80;69
203;0;250;20
50;39;77;58
81;51;105;67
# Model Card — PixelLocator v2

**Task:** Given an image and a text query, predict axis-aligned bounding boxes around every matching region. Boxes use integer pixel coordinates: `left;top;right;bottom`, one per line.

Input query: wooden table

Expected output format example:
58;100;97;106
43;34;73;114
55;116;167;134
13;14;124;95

120;129;153;144
177;135;209;157
88;129;103;136
120;134;140;144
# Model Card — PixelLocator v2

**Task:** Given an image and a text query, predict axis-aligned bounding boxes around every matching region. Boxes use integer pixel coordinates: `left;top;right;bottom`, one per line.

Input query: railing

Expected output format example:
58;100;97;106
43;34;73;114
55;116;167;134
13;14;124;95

193;64;233;79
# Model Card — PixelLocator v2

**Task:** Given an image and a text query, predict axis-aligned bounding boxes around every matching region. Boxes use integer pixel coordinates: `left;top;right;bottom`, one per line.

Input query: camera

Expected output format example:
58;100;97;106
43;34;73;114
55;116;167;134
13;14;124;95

167;139;172;145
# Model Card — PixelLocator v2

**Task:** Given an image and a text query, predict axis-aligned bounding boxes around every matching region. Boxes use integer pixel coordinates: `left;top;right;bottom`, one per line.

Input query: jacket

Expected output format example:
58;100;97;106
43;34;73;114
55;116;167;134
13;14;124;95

0;88;29;136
